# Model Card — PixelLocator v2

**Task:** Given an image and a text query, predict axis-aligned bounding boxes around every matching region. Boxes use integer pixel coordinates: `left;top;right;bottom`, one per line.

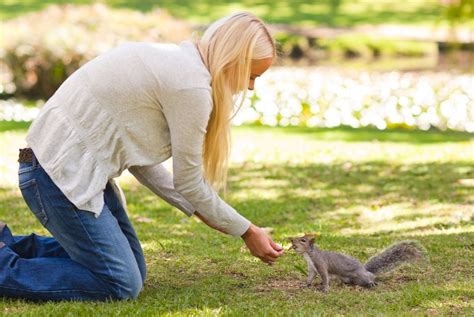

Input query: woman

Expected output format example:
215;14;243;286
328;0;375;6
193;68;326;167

0;12;283;301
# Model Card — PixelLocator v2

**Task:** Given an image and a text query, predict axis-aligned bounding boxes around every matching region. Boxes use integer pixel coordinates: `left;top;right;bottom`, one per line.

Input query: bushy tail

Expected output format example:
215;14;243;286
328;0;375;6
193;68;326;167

364;240;426;275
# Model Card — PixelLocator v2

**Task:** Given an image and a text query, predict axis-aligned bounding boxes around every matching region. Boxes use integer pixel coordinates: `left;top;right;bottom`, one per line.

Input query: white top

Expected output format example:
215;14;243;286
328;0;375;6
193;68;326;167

26;41;251;237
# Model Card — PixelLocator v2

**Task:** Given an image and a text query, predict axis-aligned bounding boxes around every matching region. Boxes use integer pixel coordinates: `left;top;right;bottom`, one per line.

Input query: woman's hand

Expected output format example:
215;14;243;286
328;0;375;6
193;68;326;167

241;224;284;264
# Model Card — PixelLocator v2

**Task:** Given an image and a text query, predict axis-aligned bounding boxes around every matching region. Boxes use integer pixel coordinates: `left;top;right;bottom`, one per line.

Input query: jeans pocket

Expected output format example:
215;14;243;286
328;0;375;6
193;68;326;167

19;178;49;226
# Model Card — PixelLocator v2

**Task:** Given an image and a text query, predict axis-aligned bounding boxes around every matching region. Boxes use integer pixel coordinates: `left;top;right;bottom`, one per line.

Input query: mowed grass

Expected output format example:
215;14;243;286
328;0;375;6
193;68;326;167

0;0;446;27
0;121;473;316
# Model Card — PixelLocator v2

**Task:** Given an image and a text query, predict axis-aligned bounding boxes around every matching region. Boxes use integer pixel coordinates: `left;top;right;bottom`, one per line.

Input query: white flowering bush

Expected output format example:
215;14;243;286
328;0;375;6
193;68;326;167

2;67;473;133
233;67;474;132
0;99;42;122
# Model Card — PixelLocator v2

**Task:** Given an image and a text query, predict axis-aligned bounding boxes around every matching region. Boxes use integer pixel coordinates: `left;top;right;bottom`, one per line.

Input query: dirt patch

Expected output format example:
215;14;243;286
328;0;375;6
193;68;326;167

255;278;303;293
225;271;247;278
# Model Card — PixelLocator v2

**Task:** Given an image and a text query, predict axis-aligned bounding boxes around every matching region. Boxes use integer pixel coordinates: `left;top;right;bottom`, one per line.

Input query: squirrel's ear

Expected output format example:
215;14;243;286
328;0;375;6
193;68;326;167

309;237;315;245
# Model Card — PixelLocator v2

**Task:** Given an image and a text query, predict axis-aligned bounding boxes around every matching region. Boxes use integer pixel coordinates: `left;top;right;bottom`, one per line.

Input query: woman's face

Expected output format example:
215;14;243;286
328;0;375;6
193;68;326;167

248;57;273;91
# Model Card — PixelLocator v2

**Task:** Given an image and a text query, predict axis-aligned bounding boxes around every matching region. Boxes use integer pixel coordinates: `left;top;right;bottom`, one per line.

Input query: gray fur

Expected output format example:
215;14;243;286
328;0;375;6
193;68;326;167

290;235;426;292
364;240;426;274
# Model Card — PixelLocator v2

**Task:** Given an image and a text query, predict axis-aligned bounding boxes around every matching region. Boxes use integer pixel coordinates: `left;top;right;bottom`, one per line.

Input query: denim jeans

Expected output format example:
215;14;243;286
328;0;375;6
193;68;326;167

0;153;146;301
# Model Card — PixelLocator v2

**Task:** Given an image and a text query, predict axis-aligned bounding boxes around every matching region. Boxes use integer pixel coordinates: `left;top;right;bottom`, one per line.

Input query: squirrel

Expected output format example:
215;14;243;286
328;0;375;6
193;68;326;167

290;234;426;292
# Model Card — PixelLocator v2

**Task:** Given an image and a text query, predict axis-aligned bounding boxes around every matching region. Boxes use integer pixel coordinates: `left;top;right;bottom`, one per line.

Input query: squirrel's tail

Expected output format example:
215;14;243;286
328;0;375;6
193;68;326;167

364;240;426;275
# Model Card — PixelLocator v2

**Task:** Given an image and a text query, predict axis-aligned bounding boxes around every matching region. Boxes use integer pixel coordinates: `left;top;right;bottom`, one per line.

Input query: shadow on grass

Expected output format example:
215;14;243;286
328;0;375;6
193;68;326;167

1;158;472;237
227;160;473;235
99;230;474;314
0;158;472;314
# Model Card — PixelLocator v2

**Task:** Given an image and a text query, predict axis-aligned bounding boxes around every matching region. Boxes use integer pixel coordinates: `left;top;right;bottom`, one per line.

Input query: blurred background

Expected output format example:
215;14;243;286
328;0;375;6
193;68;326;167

0;0;473;132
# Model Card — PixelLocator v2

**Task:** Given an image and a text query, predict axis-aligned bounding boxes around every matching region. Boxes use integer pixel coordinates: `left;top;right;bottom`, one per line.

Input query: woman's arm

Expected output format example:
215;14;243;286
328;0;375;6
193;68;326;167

128;164;195;217
161;87;251;237
161;88;283;263
129;164;233;234
129;164;231;235
195;211;284;263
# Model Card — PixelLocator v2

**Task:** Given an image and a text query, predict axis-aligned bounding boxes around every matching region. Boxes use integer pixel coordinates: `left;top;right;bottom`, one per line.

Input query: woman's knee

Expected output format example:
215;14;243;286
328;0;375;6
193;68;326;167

138;261;147;284
111;270;143;300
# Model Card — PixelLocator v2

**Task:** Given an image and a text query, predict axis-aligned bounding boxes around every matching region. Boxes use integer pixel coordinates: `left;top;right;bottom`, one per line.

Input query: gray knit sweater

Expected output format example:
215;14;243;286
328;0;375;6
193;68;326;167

26;41;251;237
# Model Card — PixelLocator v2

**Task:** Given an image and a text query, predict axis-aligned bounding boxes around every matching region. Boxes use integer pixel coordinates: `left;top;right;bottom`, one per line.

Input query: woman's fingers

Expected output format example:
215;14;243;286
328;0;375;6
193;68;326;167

269;240;284;257
259;238;283;263
261;244;281;263
270;240;283;252
266;247;280;259
241;224;284;264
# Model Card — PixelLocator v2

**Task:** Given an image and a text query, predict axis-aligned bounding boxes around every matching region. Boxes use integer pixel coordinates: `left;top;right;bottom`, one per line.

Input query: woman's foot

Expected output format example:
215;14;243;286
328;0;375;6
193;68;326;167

0;221;6;248
0;221;14;245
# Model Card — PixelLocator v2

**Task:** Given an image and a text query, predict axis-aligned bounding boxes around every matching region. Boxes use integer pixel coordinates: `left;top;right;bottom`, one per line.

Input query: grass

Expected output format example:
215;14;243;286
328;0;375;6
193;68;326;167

0;0;448;27
0;121;473;316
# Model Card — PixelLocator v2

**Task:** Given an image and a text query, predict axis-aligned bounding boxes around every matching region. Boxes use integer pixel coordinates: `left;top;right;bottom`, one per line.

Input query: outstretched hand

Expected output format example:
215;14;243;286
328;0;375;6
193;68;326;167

241;224;284;264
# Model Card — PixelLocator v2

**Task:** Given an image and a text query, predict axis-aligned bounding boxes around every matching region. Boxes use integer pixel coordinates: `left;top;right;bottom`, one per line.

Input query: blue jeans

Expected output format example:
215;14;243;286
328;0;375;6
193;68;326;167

0;154;146;301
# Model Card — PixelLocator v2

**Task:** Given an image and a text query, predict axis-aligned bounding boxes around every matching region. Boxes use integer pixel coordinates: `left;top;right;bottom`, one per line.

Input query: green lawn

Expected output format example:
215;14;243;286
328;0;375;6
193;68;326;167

0;0;446;27
0;122;473;316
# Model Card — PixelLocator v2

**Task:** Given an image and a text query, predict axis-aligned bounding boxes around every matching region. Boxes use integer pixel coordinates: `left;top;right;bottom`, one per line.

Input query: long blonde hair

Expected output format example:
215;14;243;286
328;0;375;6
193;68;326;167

197;12;275;191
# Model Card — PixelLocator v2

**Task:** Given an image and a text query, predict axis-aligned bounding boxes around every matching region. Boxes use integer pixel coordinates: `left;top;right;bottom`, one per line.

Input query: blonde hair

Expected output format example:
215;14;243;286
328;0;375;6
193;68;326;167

197;12;275;192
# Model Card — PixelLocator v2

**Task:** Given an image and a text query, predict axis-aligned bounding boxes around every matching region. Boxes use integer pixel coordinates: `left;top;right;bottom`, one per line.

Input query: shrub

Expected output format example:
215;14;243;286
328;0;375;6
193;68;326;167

3;67;473;133
233;68;474;133
442;0;474;27
273;32;438;61
274;32;312;59
317;35;438;59
0;4;193;99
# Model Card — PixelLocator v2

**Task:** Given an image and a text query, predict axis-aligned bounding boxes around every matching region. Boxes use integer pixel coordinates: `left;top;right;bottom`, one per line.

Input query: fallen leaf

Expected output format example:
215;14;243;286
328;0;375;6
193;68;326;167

135;216;153;223
458;179;474;187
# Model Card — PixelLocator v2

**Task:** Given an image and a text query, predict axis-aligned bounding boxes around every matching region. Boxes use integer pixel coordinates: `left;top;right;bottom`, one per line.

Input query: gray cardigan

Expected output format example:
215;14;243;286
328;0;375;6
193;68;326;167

26;41;251;237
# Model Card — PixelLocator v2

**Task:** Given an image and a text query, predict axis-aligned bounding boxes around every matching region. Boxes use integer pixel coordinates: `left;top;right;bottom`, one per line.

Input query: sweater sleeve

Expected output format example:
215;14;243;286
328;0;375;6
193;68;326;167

161;88;251;237
128;164;195;217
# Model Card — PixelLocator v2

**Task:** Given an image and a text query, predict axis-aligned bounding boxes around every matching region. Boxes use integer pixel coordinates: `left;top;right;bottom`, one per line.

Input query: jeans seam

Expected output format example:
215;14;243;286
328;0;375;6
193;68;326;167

36;177;124;298
70;208;123;296
74;206;122;298
19;178;49;226
0;285;112;296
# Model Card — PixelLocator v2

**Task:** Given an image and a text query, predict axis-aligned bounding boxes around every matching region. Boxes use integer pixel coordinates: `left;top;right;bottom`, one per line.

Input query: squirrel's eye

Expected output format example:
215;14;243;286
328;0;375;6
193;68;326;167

301;238;306;242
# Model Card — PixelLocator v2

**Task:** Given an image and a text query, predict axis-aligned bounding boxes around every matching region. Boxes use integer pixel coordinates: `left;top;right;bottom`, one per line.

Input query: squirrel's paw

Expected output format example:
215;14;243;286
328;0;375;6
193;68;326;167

317;285;329;293
367;281;377;288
